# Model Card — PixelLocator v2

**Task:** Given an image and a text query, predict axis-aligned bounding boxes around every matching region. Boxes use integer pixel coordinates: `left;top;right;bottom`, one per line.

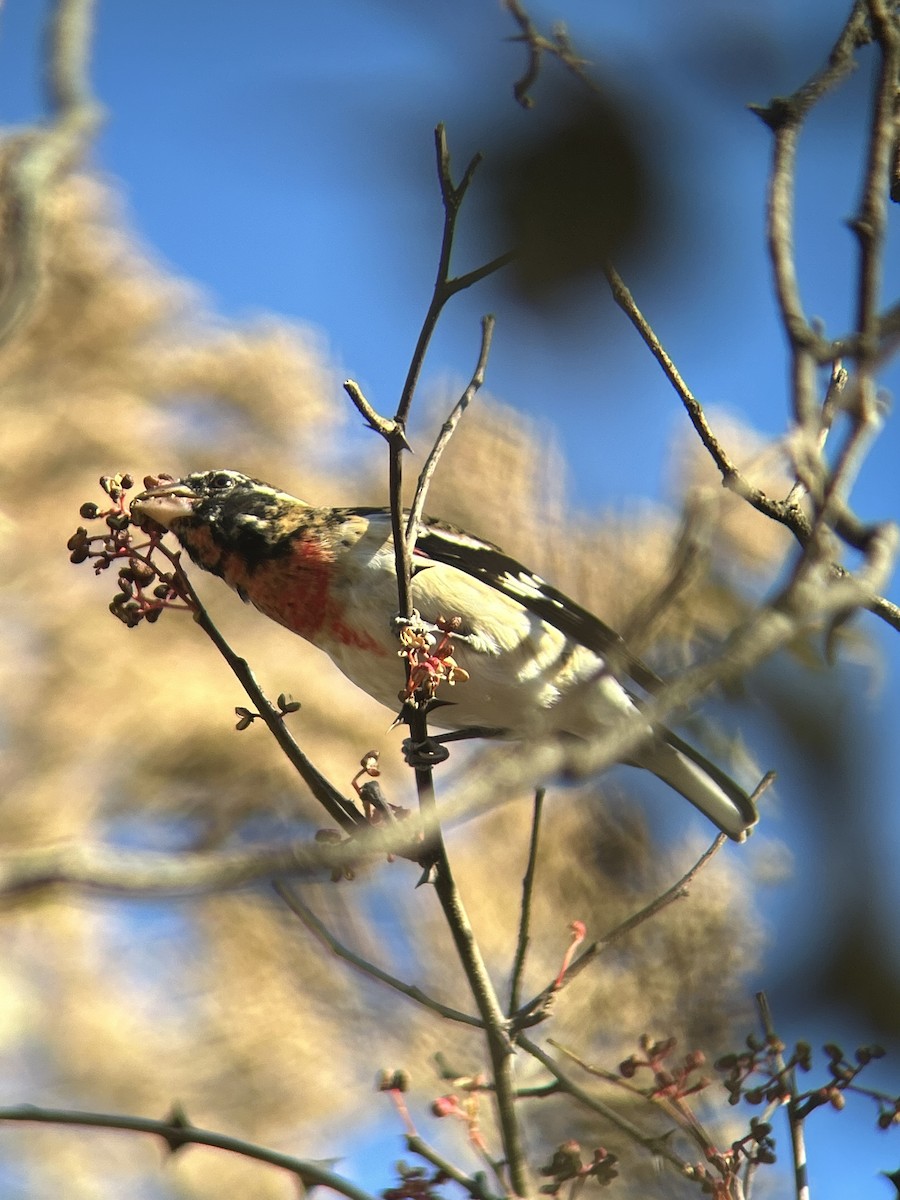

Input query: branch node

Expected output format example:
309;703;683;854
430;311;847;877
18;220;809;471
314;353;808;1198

343;380;398;441
747;97;793;131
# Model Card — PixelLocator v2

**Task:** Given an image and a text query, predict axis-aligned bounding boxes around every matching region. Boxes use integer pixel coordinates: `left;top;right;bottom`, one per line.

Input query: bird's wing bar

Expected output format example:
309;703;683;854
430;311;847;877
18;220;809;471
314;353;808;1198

410;519;665;696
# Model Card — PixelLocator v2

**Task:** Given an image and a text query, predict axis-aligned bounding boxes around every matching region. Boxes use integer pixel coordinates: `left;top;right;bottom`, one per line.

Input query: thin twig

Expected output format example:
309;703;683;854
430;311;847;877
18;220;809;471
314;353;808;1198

450;252;515;295
504;0;543;108
507;789;545;1016
512;833;729;1030
406;314;496;549
0;1104;379;1200
389;128;507;617
405;1134;504;1200
194;609;363;831
748;0;877;520
748;0;871;360
517;1035;690;1173
547;1041;717;1163
169;554;364;833
850;0;898;362
795;2;900;594
619;504;710;652
603;264;801;524
503;0;595;108
0;836;376;897
129;538;365;831
801;4;897;559
814;0;900;606
760;119;820;431
274;881;483;1027
586;833;729;953
756;992;808;1200
603;264;900;634
816;384;884;538
396;125;507;430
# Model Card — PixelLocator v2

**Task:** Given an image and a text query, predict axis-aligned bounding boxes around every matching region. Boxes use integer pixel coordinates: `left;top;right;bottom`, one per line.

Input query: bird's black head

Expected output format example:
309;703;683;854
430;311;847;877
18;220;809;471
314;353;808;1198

131;469;307;565
132;469;257;527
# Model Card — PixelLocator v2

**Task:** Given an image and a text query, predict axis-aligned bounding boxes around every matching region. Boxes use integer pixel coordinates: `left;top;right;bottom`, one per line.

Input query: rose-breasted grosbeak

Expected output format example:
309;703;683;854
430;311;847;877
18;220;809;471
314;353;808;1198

132;469;758;841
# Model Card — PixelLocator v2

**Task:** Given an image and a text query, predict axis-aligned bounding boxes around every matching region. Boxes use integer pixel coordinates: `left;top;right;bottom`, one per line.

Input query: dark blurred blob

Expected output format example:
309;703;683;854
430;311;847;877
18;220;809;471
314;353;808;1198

477;84;663;308
820;918;900;1035
750;657;900;1040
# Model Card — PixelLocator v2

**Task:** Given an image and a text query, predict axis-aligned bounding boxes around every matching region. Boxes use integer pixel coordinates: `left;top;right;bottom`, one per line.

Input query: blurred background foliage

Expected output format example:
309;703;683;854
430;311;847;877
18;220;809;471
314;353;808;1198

0;1;896;1196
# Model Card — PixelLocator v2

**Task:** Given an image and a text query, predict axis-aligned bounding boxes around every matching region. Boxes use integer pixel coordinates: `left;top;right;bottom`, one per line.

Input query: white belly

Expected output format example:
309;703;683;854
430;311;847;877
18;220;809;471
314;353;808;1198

317;555;638;737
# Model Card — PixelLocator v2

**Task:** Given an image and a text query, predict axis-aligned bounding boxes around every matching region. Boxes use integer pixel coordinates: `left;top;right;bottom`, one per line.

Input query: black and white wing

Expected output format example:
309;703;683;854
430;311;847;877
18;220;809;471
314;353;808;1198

412;518;664;696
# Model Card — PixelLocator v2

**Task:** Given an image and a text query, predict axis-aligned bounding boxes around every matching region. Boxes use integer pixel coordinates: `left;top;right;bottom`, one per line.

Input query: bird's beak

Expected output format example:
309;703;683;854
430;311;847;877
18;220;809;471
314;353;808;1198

130;477;200;530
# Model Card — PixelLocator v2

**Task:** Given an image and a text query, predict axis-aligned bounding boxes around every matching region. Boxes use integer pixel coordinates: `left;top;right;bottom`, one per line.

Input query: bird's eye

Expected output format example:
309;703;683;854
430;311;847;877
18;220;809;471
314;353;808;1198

208;472;235;491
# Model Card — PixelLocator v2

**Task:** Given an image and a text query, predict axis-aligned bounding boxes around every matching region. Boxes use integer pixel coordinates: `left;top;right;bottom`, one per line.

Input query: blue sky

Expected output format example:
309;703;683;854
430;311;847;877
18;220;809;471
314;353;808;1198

4;1;900;1196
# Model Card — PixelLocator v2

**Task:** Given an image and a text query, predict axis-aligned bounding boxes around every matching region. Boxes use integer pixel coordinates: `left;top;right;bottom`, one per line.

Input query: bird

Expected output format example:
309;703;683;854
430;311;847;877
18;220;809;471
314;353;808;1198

131;469;758;841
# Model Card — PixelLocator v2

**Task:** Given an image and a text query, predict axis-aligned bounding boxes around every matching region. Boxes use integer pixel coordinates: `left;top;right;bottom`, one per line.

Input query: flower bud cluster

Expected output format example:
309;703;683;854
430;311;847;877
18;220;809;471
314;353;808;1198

68;472;192;628
398;615;469;708
619;1034;711;1102
382;1162;448;1200
539;1141;619;1194
715;1035;893;1125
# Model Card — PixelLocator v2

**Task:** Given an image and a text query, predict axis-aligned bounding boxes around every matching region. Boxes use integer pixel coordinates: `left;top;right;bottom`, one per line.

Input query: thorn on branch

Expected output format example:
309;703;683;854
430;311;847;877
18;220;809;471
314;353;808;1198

747;96;795;131
159;1102;192;1156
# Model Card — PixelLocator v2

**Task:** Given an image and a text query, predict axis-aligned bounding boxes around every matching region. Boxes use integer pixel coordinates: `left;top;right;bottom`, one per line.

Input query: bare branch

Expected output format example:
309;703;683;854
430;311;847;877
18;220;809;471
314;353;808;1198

275;881;483;1027
430;862;530;1196
361;128;526;1194
511;830;734;1030
343;378;404;442
167;549;365;833
517;1035;691;1173
0;1104;379;1200
449;252;515;295
507;789;545;1016
748;0;872;409
396;125;508;429
0;830;411;898
406;313;496;549
756;993;809;1200
503;0;595;107
850;0;898;360
603;265;900;635
572;833;728;961
603;264;806;526
405;1134;505;1200
503;0;544;108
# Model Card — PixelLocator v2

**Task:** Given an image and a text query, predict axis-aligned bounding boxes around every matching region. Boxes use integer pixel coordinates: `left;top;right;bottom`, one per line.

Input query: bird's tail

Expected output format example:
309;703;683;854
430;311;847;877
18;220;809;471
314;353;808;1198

638;731;758;842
